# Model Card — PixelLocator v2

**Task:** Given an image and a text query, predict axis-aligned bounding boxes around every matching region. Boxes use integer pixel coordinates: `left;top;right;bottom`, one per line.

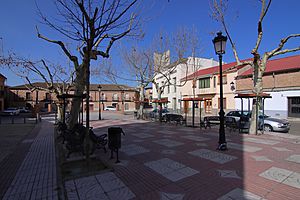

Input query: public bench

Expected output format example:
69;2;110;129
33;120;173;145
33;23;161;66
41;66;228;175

203;116;220;129
56;123;107;157
164;113;186;125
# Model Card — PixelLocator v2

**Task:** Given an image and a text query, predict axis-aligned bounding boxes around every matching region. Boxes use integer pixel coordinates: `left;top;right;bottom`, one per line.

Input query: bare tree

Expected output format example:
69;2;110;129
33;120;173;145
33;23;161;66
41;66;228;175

120;45;154;119
36;0;140;130
152;27;199;122
0;55;73;120
211;0;300;134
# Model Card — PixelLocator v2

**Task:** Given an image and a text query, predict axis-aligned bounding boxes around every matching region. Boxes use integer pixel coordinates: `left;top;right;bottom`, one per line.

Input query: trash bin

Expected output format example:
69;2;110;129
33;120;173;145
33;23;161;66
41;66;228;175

108;127;124;163
108;127;123;149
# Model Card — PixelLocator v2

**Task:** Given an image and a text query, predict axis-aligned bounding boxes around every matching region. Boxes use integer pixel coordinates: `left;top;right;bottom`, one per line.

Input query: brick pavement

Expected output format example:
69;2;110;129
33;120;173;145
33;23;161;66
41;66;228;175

0;123;41;199
2;120;58;200
63;119;300;200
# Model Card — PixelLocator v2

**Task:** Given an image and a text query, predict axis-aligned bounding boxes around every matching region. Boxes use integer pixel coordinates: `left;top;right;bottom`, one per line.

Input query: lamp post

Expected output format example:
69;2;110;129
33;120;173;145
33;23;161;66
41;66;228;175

213;31;228;151
121;90;124;113
98;85;102;120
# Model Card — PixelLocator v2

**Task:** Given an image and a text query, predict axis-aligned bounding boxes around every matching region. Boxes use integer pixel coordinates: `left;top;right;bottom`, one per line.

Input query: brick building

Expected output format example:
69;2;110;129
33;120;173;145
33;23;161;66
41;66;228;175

8;82;138;113
236;55;300;118
0;73;6;111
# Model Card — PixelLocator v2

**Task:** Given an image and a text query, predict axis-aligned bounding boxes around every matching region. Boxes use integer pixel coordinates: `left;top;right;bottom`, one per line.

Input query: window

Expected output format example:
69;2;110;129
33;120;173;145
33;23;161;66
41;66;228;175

101;93;106;101
124;103;129;110
218;98;227;109
125;93;130;101
26;92;31;100
198;78;210;89
291;97;300;104
218;75;227;85
292;107;300;113
45;93;51;100
112;93;118;101
173;77;177;93
213;76;216;88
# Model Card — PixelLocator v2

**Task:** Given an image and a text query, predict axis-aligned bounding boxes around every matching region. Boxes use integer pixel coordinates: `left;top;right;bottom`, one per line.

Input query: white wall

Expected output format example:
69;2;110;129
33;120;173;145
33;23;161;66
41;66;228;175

234;90;300;119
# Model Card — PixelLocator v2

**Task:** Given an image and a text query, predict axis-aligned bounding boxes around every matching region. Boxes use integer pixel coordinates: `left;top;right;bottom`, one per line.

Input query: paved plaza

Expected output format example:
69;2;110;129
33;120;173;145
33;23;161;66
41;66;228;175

1;114;300;199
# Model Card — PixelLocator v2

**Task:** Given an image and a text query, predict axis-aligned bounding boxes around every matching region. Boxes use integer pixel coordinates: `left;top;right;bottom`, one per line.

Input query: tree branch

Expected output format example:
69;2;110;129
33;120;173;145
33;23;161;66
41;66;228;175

267;34;300;58
36;26;79;67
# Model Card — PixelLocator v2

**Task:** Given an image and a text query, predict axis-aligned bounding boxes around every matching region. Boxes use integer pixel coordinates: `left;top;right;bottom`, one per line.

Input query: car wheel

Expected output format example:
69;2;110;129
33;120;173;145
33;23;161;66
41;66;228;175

264;124;273;132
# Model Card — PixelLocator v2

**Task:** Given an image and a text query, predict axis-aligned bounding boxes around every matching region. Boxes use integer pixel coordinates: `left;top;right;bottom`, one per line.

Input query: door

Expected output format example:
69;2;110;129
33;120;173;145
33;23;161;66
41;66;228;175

205;99;212;113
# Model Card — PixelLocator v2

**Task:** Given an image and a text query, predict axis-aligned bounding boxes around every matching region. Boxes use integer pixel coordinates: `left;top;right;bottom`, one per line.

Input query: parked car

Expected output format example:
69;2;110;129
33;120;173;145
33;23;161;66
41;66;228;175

18;107;30;113
105;106;116;111
225;111;290;133
149;108;169;118
2;107;20;116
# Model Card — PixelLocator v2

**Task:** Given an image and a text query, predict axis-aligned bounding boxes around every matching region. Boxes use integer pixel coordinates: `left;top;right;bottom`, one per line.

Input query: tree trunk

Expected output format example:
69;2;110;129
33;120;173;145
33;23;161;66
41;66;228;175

68;65;86;129
249;56;267;134
138;85;145;119
56;103;63;122
158;90;162;122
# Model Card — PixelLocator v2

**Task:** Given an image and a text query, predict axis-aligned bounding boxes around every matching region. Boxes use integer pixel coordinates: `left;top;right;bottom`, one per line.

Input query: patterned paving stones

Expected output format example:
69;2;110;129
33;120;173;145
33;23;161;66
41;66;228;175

144;158;199;182
259;166;300;189
188;149;238;164
243;137;280;145
153;139;184;147
217;170;241;179
227;142;262;153
286;154;300;164
131;133;154;139
4;116;300;200
217;188;265;200
251;155;273;162
181;135;210;142
120;144;150;156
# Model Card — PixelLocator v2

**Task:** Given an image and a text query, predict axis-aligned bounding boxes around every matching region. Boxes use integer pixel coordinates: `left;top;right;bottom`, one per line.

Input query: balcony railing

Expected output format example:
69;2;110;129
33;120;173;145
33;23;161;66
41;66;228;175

112;97;119;101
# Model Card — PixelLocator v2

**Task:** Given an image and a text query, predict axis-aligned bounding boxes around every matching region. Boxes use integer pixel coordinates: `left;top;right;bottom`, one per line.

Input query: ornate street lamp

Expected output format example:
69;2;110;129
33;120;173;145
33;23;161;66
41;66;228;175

213;31;228;151
98;85;102;120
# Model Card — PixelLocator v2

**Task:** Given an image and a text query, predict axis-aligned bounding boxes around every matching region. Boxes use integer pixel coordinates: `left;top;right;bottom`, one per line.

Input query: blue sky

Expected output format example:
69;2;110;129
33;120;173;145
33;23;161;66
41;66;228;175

1;0;300;86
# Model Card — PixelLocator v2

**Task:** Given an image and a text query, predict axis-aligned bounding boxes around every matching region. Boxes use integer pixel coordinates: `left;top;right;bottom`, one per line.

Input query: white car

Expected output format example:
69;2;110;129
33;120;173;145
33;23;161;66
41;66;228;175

105;106;116;111
2;107;20;116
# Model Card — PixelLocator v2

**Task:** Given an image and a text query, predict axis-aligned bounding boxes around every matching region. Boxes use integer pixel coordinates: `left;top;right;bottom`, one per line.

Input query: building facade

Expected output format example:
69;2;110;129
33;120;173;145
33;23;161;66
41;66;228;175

0;73;6;111
180;61;246;115
152;57;219;112
236;55;300;118
8;83;138;113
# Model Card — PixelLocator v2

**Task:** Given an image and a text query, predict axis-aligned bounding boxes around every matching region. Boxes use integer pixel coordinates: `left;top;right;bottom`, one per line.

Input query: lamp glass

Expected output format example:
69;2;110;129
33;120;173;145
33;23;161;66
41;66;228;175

213;32;227;55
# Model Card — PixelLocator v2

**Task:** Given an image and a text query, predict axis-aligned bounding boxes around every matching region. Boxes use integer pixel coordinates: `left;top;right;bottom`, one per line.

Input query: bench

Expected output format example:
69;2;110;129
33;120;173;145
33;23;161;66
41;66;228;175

163;114;186;125
60;124;107;157
203;116;220;129
225;116;238;132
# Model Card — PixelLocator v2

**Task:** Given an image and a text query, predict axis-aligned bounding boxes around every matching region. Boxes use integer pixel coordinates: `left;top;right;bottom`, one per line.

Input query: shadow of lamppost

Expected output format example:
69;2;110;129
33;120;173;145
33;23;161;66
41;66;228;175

213;31;228;151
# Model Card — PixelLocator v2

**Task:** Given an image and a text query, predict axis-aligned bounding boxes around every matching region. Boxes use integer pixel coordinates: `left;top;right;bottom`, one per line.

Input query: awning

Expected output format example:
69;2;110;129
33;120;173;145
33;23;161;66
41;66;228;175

234;93;272;99
182;97;206;101
152;97;169;103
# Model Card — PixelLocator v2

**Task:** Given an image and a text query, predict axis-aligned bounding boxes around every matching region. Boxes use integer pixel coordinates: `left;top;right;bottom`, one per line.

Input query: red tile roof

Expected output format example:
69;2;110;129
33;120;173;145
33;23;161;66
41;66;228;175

239;54;300;77
182;54;300;81
181;59;251;81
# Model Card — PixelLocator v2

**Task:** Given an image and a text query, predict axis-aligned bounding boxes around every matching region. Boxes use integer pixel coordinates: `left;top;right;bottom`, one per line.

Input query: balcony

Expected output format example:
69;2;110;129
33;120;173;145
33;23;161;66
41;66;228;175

112;97;119;102
124;97;132;102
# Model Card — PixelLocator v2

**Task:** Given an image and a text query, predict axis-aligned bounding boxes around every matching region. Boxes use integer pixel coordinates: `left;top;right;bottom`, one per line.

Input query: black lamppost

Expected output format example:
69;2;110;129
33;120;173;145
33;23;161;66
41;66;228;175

121;90;124;113
213;31;228;151
98;85;102;120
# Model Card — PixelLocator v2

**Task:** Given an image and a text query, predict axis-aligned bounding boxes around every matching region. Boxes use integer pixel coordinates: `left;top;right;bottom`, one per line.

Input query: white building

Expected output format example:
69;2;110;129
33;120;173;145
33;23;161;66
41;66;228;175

152;56;219;112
